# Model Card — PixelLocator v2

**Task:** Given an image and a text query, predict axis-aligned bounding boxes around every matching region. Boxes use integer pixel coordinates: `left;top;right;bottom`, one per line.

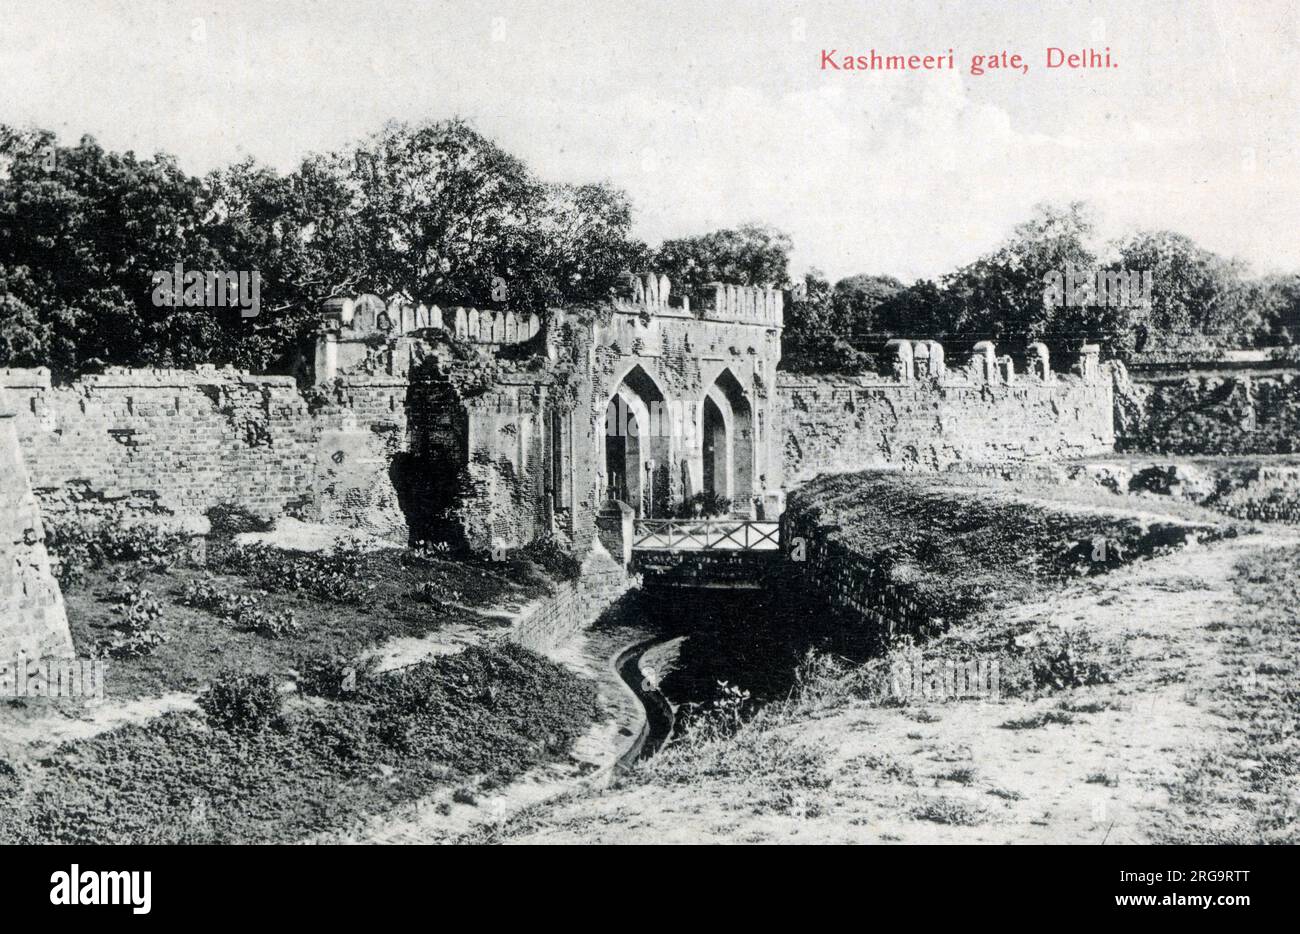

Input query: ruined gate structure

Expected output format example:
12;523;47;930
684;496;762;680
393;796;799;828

0;273;1114;569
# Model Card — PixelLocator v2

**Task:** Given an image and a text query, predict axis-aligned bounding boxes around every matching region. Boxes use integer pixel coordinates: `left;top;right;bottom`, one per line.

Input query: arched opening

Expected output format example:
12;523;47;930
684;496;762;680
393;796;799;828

701;368;754;514
702;396;726;499
603;394;641;507
603;365;671;517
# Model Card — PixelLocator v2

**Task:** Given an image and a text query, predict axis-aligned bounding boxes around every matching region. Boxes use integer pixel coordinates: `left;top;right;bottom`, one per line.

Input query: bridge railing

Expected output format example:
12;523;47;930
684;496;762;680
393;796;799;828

632;519;780;552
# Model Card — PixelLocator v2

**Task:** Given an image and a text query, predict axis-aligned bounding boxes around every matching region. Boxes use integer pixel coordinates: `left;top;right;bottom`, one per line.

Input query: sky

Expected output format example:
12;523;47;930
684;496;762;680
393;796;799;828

1;0;1298;282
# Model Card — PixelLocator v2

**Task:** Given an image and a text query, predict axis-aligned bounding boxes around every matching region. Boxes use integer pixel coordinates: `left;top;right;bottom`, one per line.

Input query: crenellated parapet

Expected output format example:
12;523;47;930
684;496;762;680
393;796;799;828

875;338;1105;386
613;272;684;313
697;282;783;327
320;294;540;345
317;293;542;382
611;272;784;328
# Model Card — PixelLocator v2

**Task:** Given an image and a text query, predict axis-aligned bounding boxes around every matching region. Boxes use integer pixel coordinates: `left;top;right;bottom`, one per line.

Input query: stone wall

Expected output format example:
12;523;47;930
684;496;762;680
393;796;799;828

779;364;1114;484
0;383;73;660
505;543;632;653
1115;368;1300;455
0;366;463;543
782;501;941;642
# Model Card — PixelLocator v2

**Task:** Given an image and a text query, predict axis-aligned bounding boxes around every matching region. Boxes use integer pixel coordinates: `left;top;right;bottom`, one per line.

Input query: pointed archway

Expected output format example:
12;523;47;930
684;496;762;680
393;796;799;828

701;368;754;512
603;365;671;517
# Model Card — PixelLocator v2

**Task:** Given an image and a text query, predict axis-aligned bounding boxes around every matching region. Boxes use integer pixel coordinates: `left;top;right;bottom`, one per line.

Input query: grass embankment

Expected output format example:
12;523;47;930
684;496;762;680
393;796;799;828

462;472;1296;844
0;521;599;843
787;471;1240;626
1155;545;1300;843
0;642;597;843
53;529;553;699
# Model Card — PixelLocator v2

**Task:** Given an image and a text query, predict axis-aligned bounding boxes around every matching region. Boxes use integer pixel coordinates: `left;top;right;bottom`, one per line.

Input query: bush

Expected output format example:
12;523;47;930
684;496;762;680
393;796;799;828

177;577;299;638
1027;625;1119;690
102;629;169;659
198;670;283;734
519;535;581;581
296;652;377;700
206;503;275;538
215;542;371;604
243;608;300;639
673;491;733;519
0;643;599;843
45;520;191;589
97;584;169;657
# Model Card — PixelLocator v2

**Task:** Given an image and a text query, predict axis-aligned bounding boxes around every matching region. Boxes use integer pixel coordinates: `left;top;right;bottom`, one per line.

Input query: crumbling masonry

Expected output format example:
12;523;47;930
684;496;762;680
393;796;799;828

0;275;1114;574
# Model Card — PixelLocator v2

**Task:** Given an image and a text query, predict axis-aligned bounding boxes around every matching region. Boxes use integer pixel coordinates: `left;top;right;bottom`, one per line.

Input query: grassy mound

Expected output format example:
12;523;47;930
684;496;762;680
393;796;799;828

0;643;598;844
787;471;1232;626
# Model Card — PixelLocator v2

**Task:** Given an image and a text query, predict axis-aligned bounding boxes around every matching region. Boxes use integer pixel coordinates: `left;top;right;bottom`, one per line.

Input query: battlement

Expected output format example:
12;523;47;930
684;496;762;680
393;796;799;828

317;293;543;382
611;273;784;328
320;294;541;345
876;338;1101;385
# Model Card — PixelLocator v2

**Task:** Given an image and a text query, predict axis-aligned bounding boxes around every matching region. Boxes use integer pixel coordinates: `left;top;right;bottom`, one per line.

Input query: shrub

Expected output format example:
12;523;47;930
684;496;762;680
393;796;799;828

1028;625;1119;690
46;520;190;567
519;535;581;581
177;577;298;637
296;652;376;700
198;670;283;734
674;680;753;742
912;796;987;826
215;542;370;604
206;504;275;538
243;608;300;639
102;629;169;659
673;491;733;519
97;584;169;657
401;540;452;567
109;587;163;634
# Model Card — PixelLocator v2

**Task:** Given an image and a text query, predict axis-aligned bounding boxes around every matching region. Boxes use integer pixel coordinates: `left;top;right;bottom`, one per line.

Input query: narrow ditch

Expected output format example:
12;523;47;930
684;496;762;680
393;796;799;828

614;638;675;769
601;582;878;762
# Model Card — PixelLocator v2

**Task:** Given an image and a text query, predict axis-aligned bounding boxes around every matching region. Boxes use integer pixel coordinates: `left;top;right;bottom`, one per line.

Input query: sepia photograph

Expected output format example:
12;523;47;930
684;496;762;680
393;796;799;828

0;0;1295;896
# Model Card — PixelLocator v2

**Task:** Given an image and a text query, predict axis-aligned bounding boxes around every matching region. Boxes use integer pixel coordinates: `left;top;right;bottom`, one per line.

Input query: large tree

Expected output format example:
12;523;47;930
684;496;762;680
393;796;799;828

1112;230;1260;352
653;223;792;295
830;273;904;338
0;119;647;378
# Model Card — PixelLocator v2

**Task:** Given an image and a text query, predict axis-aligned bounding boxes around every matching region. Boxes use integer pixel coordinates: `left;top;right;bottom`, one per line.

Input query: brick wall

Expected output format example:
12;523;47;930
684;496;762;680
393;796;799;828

0;366;463;543
778;371;1114;483
505;543;632;652
0;383;73;660
782;499;941;643
1116;370;1300;455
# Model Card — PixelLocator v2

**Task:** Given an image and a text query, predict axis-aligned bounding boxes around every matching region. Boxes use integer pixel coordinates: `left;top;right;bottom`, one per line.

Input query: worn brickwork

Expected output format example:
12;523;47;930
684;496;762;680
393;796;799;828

0;366;463;543
1115;369;1300;455
0;383;73;660
778;359;1114;484
4;279;1117;563
782;504;942;641
505;544;632;652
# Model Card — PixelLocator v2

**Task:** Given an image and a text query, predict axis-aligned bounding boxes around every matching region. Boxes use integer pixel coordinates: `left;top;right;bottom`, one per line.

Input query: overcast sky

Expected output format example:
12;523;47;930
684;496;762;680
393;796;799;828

2;0;1298;282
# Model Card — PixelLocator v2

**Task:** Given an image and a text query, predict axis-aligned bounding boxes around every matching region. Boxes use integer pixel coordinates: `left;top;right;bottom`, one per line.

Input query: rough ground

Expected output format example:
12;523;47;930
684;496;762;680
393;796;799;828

456;505;1299;844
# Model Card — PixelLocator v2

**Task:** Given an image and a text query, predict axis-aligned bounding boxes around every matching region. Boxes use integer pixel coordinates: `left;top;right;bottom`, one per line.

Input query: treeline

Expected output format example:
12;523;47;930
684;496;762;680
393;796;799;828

0;120;646;379
781;203;1300;373
2;122;1296;381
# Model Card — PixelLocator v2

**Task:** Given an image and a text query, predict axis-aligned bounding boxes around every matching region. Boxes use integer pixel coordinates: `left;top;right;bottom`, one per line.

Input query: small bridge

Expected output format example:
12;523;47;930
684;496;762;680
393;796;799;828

630;518;783;589
632;519;780;552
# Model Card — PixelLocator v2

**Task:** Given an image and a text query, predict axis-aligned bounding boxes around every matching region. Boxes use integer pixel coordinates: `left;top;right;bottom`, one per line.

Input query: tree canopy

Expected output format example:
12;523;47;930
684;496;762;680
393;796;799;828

0;119;646;379
0;121;1291;382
